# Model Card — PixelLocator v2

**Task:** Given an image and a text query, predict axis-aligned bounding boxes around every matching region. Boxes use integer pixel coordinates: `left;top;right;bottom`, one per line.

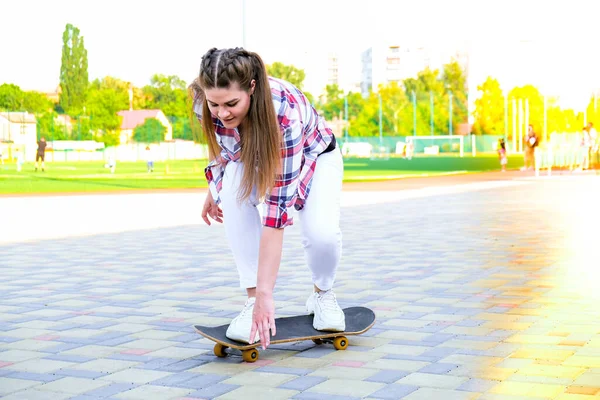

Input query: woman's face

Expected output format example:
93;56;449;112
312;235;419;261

204;81;254;129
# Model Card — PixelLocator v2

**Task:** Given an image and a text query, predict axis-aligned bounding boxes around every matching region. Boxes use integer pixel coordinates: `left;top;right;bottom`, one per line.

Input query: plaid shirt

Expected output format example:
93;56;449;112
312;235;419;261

193;77;336;229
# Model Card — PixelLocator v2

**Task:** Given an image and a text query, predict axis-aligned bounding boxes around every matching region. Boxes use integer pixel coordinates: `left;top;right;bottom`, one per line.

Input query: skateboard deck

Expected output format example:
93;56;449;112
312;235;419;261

194;306;375;362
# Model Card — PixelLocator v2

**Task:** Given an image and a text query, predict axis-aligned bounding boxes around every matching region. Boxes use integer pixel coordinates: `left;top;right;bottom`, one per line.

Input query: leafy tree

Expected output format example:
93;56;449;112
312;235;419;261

0;84;24;110
0;84;53;113
585;95;600;129
37;112;69;140
350;91;381;137
267;62;305;89
331;91;365;137
71;116;93;140
441;60;468;133
84;77;131;145
22;91;54;114
87;79;128;129
101;131;121;147
59;23;89;115
133;118;166;143
267;62;314;103
142;74;188;118
350;82;410;137
319;84;345;120
170;117;192;140
472;77;505;135
403;68;446;135
509;84;544;141
547;102;584;134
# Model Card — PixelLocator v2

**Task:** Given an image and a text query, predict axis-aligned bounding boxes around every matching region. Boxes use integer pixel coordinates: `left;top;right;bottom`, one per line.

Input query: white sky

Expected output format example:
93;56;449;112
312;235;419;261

1;0;599;110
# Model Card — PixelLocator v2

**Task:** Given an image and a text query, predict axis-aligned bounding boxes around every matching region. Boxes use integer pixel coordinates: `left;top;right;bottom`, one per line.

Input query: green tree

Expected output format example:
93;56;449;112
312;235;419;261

71;116;93;140
86;78;129;143
441;60;468;133
472;77;505;135
59;23;89;115
37;112;69;140
585;95;600;129
403;68;446;135
267;62;306;89
319;84;345;120
350;91;381;137
133;118;166;143
267;62;314;103
22;91;53;114
509;84;544;140
142;74;188;118
0;84;53;113
170;117;192;140
0;84;24;110
350;82;410;137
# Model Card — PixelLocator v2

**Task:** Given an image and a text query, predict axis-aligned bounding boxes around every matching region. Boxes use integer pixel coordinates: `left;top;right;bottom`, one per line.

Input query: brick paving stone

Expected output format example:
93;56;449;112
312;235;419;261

168;373;226;389
80;382;138;397
185;383;239;398
4;371;62;382
368;384;419;399
278;375;327;391
365;369;410;383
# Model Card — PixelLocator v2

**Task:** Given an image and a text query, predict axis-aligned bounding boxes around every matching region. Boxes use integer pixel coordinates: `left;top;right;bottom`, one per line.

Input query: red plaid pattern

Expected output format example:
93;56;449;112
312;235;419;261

192;77;336;228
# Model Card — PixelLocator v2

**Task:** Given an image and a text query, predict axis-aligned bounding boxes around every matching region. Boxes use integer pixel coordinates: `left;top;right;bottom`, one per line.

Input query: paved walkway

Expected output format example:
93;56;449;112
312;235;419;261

2;173;600;399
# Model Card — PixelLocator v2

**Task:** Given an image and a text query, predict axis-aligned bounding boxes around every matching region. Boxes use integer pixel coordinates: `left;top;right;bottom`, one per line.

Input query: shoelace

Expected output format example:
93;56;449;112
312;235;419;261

237;300;254;320
319;291;340;312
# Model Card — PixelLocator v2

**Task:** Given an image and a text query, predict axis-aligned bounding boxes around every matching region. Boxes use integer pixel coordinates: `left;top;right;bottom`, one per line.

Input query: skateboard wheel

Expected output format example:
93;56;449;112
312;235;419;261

242;348;259;363
213;343;228;358
312;339;324;345
333;336;348;350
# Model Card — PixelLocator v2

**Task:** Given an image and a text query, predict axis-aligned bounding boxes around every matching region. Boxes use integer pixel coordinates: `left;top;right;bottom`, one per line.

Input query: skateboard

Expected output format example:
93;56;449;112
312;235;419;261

194;306;375;363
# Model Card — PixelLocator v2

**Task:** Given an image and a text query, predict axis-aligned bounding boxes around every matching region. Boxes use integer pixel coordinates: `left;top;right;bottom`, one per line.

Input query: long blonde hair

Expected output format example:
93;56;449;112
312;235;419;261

192;47;280;203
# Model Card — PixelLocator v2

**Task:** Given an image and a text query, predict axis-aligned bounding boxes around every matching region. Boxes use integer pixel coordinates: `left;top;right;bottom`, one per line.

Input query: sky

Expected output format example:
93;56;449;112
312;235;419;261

1;0;599;110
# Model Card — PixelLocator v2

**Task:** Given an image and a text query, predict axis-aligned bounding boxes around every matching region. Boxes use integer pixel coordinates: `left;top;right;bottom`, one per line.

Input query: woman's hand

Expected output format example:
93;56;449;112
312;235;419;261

250;292;276;350
201;194;223;225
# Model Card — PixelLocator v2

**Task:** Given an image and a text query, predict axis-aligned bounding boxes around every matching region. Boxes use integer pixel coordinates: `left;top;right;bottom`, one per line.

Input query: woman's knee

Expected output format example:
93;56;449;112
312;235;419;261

302;227;341;251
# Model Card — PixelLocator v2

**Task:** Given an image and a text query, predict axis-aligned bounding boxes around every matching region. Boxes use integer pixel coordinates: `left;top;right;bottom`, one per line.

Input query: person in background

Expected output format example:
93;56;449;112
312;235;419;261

35;137;47;172
15;148;23;172
587;122;598;168
522;124;538;171
498;138;508;172
145;146;154;173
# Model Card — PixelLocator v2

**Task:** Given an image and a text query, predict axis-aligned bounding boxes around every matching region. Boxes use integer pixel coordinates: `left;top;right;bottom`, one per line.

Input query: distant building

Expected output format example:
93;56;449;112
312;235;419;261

0;112;38;161
327;53;340;87
54;114;74;134
45;85;61;104
116;109;173;144
361;45;429;97
360;44;469;97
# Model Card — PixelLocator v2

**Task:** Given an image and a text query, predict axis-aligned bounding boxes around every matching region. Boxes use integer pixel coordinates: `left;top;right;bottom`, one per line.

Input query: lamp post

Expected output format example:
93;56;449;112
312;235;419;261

241;0;246;48
449;91;453;136
344;94;348;140
412;90;417;136
378;93;383;147
430;91;434;136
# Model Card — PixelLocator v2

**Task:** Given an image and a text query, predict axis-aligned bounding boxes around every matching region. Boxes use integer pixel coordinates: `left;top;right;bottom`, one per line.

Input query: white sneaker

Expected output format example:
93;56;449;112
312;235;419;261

306;290;345;332
225;297;259;344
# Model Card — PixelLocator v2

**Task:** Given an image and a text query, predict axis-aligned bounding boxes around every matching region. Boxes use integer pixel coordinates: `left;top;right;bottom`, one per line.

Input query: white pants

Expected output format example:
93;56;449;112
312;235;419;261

220;149;343;290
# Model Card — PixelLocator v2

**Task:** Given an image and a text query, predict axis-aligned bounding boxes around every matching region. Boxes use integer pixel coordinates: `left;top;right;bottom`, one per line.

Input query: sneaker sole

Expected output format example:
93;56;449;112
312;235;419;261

313;316;346;332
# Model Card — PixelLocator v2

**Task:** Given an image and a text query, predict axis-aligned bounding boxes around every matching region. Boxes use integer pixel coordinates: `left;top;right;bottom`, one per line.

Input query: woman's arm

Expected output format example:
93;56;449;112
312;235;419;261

251;226;284;349
257;226;285;295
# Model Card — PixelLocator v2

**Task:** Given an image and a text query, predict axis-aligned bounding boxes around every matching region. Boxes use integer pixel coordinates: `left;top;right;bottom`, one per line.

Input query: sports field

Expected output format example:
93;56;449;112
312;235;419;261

0;154;524;194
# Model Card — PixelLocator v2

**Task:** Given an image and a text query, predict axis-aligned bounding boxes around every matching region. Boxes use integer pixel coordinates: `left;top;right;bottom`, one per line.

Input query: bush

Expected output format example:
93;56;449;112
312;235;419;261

133;118;166;143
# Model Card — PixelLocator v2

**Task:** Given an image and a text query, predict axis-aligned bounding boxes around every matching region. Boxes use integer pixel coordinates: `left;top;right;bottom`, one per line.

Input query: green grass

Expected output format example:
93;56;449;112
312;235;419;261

0;154;524;195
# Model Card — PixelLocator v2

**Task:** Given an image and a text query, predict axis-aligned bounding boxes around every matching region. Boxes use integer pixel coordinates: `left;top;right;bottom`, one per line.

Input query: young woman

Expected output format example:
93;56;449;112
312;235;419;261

189;47;345;350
